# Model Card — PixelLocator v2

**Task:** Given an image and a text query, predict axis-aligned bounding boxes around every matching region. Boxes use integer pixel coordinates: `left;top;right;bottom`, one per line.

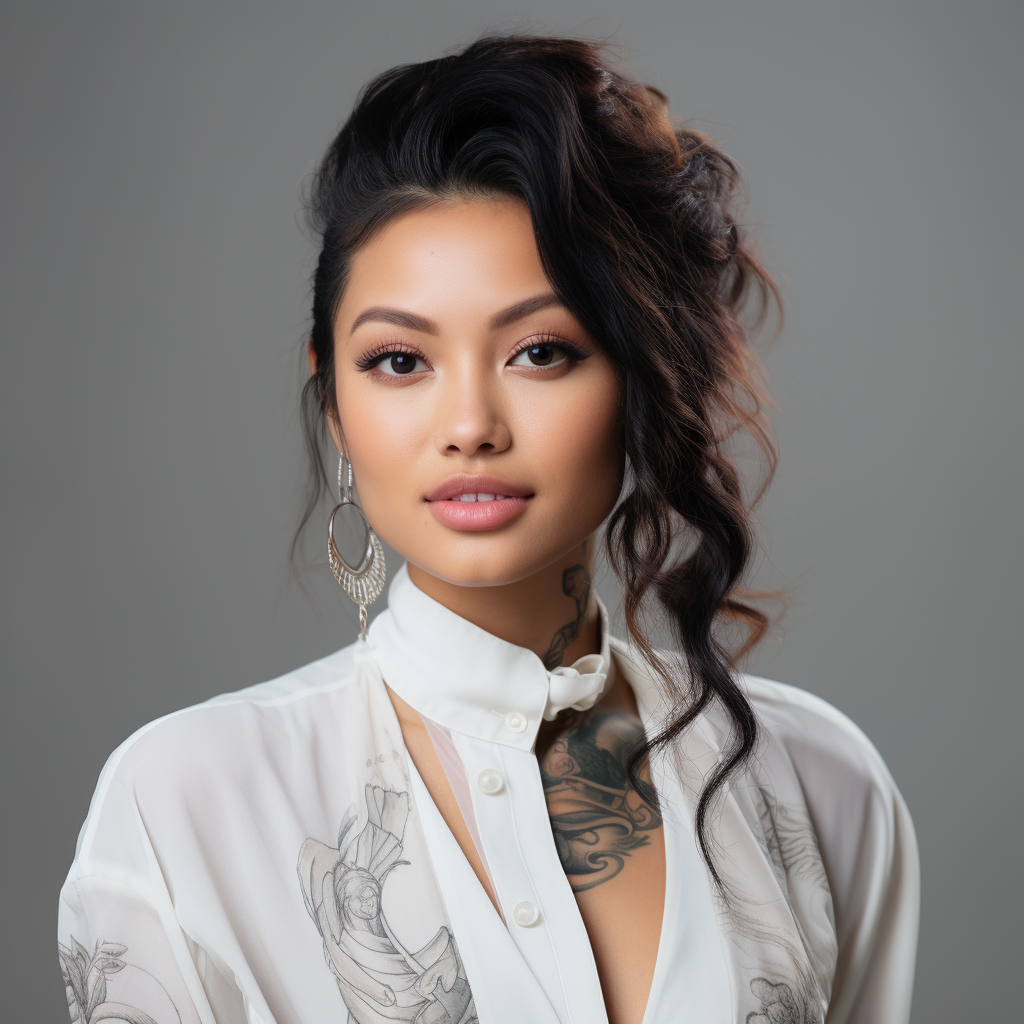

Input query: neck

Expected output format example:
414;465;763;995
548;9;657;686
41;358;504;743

406;542;601;669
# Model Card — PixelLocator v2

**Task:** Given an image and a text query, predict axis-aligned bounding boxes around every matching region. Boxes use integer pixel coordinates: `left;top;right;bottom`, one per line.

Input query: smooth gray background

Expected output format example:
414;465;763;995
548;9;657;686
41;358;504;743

3;1;1020;1019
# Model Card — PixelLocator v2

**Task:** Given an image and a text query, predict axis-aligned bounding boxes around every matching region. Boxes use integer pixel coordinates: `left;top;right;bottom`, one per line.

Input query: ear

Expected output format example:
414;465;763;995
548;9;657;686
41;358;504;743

308;338;345;456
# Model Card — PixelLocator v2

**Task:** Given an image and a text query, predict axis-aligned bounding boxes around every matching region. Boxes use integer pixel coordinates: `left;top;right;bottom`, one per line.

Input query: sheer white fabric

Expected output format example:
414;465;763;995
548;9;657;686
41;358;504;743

59;562;919;1024
419;714;497;900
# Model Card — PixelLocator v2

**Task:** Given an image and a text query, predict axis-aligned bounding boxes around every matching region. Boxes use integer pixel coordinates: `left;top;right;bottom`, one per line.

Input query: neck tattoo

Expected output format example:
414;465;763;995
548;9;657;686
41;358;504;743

542;564;591;670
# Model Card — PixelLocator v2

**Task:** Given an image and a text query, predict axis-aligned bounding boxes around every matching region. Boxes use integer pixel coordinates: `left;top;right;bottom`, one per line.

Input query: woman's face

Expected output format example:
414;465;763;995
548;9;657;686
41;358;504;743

327;196;623;588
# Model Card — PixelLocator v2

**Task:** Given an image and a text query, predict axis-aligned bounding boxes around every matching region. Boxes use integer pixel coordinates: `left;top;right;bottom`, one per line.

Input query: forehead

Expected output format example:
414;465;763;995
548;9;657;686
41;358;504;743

337;197;552;330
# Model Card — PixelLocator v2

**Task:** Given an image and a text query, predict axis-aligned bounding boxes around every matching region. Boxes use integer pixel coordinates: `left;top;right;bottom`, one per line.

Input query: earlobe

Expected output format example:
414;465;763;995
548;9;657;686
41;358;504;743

306;338;318;375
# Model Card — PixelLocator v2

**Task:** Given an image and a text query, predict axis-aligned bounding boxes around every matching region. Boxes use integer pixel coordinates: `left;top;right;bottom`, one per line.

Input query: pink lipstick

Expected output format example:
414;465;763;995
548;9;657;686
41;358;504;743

425;474;534;532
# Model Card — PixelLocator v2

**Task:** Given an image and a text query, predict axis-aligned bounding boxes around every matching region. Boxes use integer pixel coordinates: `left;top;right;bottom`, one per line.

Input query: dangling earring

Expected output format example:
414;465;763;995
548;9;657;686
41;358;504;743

327;453;386;640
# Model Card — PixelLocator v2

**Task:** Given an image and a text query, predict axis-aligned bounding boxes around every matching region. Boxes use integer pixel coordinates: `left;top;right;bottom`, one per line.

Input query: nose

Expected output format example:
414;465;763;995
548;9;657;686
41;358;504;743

434;367;512;457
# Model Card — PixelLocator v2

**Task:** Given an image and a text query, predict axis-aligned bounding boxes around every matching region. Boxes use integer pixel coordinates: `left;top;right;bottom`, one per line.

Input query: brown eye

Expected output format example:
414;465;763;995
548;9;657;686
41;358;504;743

373;351;427;376
510;343;569;369
389;353;417;374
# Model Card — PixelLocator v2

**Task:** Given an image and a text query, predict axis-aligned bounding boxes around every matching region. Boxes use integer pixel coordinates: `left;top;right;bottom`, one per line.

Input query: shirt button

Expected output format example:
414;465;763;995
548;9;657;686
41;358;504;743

477;769;505;795
504;711;528;733
513;901;541;927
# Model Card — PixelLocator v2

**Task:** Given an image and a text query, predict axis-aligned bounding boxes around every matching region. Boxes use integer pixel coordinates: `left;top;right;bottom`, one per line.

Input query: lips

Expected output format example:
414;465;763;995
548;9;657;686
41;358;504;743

425;474;534;531
424;474;533;503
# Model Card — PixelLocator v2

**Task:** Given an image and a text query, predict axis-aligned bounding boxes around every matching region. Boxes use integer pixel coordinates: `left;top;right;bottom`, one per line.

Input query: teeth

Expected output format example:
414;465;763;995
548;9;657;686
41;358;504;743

454;493;506;502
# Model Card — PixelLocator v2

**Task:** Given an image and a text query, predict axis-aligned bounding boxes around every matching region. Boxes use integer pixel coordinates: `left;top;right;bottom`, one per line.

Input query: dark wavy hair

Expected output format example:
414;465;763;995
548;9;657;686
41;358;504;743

297;33;780;888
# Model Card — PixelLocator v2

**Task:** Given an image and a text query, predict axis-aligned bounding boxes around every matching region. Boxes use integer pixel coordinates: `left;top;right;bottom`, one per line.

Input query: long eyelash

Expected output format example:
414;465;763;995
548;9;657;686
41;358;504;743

354;339;427;372
510;333;591;363
354;334;588;371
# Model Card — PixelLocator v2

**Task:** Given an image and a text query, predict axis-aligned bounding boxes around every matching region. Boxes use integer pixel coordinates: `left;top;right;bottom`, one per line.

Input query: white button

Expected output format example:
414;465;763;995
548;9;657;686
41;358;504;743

504;711;528;733
513;901;540;927
477;769;505;795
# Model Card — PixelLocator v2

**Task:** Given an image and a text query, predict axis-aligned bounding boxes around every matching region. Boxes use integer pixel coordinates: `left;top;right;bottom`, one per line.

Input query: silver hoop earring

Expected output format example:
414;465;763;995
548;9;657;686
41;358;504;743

327;454;386;640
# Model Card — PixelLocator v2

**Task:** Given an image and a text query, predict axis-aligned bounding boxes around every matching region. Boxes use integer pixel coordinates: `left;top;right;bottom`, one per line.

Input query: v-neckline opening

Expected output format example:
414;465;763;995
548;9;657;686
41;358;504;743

611;644;681;1024
401;657;678;1024
365;639;679;1024
405;753;510;929
634;745;680;1024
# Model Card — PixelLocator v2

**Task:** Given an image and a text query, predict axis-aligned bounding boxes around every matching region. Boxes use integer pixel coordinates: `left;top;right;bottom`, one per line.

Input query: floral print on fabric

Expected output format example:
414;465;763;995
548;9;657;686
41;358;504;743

59;936;176;1024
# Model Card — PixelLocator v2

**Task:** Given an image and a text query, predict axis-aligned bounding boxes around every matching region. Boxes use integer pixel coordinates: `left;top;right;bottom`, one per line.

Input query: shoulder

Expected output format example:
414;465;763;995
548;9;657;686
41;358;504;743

742;673;898;807
741;674;917;918
118;639;364;758
73;641;367;862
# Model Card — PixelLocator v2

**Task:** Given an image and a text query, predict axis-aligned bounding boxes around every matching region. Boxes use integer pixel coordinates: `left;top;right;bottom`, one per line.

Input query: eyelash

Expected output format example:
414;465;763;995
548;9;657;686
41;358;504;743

509;333;590;365
354;333;590;373
354;340;427;372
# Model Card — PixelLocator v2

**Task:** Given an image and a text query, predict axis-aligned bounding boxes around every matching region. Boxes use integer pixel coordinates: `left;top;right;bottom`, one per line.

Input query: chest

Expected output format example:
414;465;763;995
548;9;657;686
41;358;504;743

400;700;703;1024
169;670;830;1024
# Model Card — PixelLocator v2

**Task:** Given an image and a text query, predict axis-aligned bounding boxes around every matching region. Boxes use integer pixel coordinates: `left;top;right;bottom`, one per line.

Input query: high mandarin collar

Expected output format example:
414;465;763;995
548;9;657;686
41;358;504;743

366;562;615;751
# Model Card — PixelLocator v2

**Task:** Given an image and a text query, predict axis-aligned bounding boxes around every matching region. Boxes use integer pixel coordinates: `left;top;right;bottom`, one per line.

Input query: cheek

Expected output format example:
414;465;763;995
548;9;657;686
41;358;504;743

333;375;438;544
516;373;623;517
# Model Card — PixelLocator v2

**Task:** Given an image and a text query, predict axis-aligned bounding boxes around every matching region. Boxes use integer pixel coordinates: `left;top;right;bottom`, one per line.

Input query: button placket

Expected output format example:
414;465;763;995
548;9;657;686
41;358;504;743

451;732;593;1022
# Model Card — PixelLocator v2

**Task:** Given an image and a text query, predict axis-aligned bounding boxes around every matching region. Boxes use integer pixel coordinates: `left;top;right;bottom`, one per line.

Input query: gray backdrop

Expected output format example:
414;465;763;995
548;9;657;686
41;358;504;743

3;1;1020;1019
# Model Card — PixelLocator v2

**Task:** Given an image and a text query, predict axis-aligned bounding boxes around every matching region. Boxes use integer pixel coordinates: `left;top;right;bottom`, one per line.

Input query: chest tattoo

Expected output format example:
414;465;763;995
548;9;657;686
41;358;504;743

540;710;662;892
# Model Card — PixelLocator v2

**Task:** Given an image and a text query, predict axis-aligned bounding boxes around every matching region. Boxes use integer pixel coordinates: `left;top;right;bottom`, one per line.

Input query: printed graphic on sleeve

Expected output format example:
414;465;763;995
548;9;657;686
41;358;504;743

747;977;808;1024
298;783;477;1024
58;936;181;1024
725;787;837;1023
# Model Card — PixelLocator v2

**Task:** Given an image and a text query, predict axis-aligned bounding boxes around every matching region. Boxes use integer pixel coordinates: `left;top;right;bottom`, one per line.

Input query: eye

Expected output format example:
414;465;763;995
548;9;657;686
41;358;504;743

372;351;428;376
509;343;570;368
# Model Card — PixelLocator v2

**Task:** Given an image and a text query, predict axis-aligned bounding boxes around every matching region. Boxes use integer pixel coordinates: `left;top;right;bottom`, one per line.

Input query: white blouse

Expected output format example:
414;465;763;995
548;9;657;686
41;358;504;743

59;562;919;1024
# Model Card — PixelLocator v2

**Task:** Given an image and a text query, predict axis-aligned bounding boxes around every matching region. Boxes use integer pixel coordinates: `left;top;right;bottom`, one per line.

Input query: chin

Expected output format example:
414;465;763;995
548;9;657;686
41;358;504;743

402;532;578;590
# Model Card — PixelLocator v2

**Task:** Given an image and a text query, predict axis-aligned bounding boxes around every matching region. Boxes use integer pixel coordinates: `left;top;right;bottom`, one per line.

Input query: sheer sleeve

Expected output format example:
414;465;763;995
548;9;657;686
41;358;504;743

819;762;920;1023
747;676;921;1023
58;743;247;1024
58;875;213;1024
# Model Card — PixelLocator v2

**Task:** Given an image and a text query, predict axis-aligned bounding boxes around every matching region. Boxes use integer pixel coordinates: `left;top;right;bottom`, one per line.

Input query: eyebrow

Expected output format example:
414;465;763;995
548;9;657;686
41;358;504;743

349;292;563;335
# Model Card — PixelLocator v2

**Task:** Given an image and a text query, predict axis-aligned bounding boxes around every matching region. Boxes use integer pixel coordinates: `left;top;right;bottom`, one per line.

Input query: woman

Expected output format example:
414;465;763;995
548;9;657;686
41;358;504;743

58;34;919;1024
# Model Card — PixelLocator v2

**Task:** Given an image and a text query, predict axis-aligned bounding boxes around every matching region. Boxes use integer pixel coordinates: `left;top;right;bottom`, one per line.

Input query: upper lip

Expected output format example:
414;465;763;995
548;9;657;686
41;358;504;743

424;473;534;502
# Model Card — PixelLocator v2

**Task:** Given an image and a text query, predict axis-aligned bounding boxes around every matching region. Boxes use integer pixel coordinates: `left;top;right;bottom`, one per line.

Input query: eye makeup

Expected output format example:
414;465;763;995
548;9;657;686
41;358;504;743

506;333;591;368
350;328;594;388
353;339;430;373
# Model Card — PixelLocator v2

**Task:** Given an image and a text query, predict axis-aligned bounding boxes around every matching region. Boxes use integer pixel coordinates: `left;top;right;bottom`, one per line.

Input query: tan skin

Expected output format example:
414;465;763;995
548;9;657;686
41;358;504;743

309;196;666;1024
